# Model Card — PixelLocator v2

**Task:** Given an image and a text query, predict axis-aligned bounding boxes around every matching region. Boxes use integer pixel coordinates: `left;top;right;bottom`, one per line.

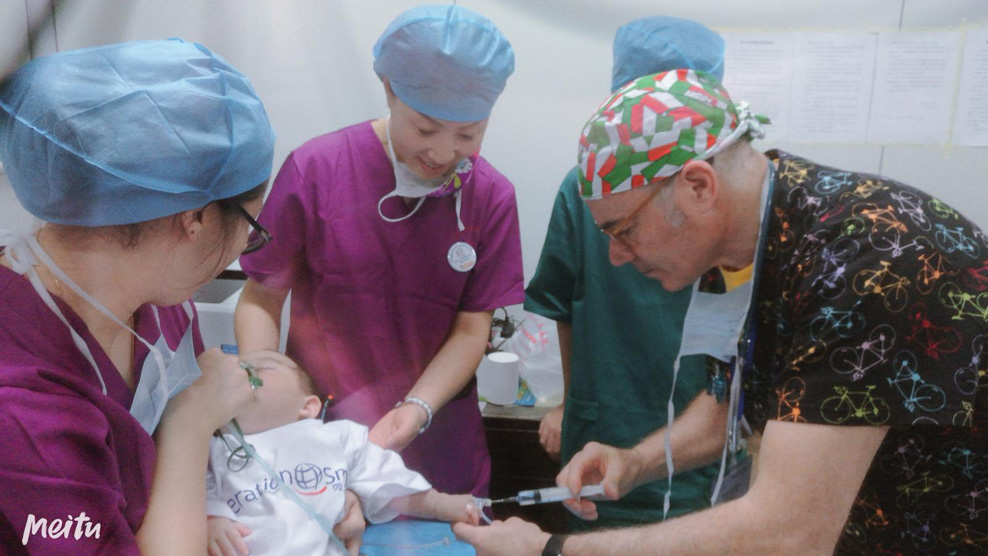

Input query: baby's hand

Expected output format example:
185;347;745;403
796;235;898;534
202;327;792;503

440;493;481;526
207;515;251;556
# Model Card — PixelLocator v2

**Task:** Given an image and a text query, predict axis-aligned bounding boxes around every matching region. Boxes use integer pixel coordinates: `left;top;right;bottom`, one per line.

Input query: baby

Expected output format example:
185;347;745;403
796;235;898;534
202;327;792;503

206;350;478;556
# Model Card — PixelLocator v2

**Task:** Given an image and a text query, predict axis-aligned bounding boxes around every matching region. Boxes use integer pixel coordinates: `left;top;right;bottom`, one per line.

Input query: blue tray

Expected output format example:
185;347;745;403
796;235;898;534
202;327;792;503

361;521;475;555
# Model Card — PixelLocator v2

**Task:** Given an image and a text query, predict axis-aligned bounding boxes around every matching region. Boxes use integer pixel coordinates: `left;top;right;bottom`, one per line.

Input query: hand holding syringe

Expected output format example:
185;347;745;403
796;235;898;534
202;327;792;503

490;484;606;506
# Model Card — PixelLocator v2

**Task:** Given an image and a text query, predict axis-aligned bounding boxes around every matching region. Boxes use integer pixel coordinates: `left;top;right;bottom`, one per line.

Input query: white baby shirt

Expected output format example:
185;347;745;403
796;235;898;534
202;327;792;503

207;418;431;556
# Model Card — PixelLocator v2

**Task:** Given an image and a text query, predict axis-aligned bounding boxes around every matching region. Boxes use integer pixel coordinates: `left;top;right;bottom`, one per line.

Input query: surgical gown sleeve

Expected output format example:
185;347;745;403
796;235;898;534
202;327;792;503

0;388;145;555
524;168;582;322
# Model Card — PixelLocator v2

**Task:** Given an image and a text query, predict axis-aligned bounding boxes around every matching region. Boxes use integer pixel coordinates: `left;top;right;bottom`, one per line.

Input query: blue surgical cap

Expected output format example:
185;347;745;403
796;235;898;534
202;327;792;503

373;4;514;122
611;16;725;93
0;39;275;226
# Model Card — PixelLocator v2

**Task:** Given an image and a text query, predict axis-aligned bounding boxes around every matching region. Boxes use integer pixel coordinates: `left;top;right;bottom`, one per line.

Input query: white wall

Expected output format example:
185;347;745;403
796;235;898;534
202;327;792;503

0;0;37;234
2;0;987;286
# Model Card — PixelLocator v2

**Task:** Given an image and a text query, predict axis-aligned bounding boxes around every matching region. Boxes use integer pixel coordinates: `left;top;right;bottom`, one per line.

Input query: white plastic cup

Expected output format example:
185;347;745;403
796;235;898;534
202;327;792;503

477;352;520;405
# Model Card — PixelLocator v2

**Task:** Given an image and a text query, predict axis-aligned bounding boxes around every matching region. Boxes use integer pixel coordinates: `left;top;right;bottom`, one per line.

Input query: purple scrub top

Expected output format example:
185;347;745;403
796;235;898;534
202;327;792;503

0;263;204;554
240;121;524;496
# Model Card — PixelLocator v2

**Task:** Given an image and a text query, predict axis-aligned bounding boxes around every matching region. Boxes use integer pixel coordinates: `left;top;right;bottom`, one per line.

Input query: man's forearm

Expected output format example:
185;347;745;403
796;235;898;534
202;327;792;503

562;494;815;556
563;421;887;556
629;391;729;486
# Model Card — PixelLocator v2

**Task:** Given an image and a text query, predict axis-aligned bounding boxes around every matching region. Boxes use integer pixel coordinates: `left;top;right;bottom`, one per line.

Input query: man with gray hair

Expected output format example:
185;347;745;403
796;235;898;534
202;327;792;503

458;68;988;556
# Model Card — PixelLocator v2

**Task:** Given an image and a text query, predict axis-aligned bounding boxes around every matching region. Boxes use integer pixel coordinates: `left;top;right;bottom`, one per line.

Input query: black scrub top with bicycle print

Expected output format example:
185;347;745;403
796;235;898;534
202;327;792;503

748;151;988;555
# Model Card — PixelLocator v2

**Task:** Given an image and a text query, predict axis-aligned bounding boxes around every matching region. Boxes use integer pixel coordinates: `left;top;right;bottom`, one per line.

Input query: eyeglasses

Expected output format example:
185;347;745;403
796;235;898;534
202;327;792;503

237;206;272;254
599;176;671;244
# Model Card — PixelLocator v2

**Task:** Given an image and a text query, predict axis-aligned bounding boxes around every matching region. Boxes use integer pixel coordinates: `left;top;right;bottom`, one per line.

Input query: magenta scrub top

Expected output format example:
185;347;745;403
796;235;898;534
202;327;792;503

0;262;204;554
240;121;524;496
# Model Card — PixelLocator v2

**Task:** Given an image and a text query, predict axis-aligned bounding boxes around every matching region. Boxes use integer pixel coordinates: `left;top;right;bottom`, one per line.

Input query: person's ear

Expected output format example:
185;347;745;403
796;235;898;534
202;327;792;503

298;395;322;419
179;208;205;241
678;159;718;214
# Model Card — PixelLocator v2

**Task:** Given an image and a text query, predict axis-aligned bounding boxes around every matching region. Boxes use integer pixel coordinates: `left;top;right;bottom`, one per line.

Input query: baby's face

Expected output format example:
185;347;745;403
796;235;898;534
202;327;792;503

234;351;314;435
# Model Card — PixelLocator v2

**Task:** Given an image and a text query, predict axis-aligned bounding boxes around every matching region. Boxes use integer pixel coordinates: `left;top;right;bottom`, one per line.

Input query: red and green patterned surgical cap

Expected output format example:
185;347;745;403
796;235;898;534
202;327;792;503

577;69;768;200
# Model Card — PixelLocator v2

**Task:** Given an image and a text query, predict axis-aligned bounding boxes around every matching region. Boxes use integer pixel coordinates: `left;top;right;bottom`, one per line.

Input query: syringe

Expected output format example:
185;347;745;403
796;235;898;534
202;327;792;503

491;484;606;506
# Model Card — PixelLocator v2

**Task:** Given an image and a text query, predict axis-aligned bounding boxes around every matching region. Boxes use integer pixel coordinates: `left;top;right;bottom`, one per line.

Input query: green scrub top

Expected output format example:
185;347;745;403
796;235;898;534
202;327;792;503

525;168;720;530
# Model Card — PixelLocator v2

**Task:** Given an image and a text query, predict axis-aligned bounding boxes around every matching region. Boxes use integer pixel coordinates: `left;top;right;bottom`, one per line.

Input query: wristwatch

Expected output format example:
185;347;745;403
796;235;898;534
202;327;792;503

541;534;569;556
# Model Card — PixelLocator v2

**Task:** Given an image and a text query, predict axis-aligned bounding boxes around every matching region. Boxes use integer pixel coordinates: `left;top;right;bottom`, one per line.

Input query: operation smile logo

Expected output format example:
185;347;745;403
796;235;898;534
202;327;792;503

227;462;348;515
21;512;101;546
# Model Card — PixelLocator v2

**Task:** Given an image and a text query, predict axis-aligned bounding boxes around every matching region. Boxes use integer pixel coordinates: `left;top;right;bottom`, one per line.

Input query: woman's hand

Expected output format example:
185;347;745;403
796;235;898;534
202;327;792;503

161;348;255;434
206;516;251;556
368;403;427;452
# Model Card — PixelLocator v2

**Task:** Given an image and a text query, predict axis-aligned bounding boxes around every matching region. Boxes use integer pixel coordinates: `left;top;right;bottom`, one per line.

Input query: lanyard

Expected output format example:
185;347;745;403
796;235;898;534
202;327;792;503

709;159;775;507
732;160;776;445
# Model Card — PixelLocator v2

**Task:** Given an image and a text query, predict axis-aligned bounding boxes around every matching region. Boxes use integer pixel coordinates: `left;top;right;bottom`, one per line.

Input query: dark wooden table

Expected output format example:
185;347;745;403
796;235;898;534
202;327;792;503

482;404;568;534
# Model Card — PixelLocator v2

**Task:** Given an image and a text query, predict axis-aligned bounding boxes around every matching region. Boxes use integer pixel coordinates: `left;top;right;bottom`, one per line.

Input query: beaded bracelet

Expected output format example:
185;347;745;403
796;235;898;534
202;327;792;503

395;397;433;435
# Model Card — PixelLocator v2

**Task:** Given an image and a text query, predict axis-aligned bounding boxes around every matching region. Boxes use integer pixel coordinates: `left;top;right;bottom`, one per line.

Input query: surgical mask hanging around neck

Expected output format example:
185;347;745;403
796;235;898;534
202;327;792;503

385;117;453;198
677;280;754;363
377;117;473;230
129;304;202;434
657;277;755;519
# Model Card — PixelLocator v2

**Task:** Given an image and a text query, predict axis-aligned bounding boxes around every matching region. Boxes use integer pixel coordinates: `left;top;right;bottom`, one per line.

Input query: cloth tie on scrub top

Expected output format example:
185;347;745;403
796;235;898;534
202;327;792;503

575;69;771;516
0;38;275;226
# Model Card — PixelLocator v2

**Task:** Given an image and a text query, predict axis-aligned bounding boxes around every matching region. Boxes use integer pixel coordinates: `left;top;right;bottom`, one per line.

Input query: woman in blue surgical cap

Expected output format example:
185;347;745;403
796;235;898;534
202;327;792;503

235;4;524;501
0;39;275;554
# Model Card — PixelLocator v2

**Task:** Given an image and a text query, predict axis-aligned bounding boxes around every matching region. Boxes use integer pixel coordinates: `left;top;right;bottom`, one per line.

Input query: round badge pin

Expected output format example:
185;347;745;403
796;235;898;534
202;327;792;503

447;241;477;272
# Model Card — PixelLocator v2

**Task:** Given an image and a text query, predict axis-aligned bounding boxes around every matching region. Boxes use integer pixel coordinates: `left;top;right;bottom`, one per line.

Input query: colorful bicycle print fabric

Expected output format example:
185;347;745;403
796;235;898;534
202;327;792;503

748;151;988;554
